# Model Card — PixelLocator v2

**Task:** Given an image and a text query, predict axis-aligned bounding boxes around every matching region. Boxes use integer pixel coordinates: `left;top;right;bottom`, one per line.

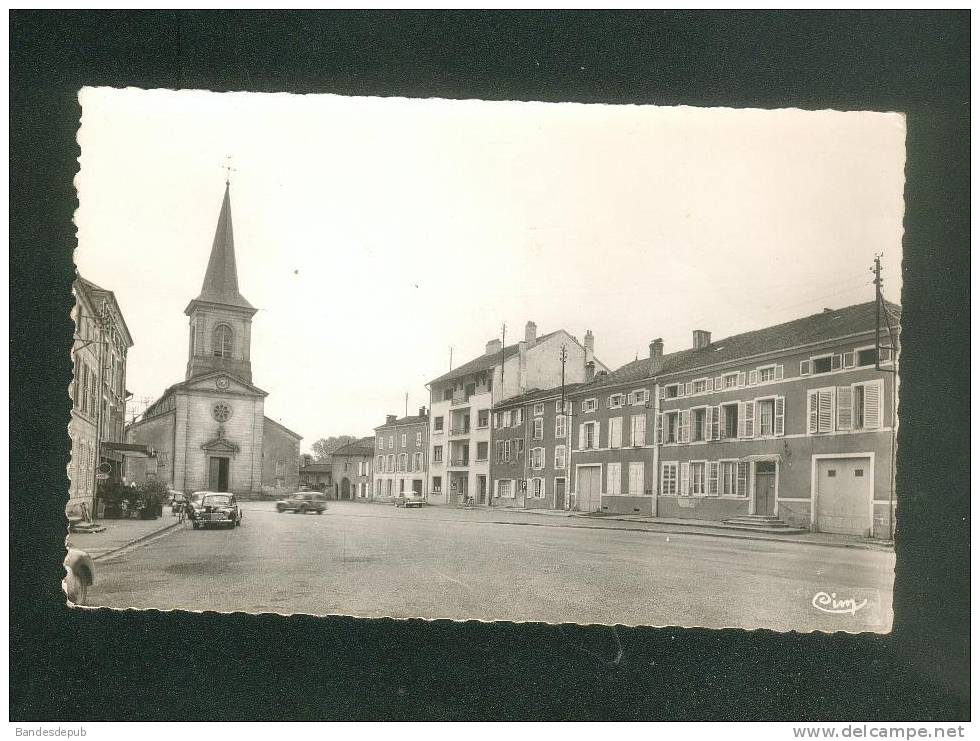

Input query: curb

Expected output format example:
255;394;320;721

483;515;893;552
91;520;184;562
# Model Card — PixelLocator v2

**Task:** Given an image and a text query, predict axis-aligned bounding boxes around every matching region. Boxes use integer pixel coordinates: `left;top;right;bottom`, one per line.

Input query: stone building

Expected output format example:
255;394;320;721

329;437;375;500
373;408;428;500
126;183;301;495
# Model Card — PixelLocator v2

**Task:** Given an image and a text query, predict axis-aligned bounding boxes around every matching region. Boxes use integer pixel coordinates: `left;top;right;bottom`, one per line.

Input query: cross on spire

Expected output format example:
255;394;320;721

223;155;237;185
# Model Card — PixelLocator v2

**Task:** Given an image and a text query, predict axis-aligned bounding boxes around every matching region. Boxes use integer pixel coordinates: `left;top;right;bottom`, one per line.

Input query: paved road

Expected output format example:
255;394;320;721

89;501;894;632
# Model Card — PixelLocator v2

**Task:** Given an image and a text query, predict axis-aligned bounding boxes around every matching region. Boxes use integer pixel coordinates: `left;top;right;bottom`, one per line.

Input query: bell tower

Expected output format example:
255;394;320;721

184;182;257;383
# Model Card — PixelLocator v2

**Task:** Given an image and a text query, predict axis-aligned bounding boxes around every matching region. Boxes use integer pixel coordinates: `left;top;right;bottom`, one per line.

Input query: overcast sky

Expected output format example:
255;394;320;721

76;89;905;451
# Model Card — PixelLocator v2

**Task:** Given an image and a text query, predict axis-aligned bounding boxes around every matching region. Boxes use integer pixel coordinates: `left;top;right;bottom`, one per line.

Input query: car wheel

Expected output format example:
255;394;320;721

316;509;323;515
192;522;200;530
297;506;306;515
276;504;285;513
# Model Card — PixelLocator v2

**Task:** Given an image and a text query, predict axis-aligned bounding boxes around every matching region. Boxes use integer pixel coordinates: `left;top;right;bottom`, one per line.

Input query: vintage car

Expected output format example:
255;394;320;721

190;492;243;529
276;492;327;514
394;492;426;508
63;547;95;605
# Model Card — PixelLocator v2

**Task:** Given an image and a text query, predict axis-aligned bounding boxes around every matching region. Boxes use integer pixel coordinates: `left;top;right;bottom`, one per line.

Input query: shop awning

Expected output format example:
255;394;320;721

101;441;156;458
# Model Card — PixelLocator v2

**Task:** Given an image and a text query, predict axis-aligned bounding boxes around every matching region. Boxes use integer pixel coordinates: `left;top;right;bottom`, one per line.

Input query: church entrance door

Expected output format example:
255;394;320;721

208;457;230;492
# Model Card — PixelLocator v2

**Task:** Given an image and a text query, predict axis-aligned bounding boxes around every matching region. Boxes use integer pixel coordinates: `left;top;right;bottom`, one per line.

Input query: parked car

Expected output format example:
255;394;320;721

394;492;426;508
190;492;242;529
63;547;95;605
276;492;327;514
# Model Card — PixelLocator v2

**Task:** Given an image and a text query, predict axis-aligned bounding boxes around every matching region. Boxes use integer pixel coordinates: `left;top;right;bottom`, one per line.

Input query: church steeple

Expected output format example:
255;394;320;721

184;183;257;383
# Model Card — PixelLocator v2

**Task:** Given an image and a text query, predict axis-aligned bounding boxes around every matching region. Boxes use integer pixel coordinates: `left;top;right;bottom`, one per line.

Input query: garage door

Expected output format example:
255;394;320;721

577;466;602;513
815;457;872;535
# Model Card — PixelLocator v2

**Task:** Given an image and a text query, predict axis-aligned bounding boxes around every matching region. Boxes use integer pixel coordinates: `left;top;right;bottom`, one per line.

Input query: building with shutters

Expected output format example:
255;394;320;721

489;384;586;510
569;301;900;539
427;322;608;507
329;437;375;500
373;408;429;500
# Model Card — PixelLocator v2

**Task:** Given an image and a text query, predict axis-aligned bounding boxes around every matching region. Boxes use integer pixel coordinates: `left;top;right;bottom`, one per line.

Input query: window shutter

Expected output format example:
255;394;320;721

659;386;665;400
807;392;818;434
818;389;834;433
707;461;719;495
736;462;748;497
705;378;713;392
644;389;650;403
634;415;646;446
748;370;758;386
711;405;721;440
832;354;843;370
680;410;690;443
775;365;784;380
685;382;693;396
737;402;747;438
738;371;746;387
774;396;785;436
656;413;664;444
864;382;882;429
800;360;811;376
578;424;585;449
836;386;853;431
715;376;723;390
743;400;755;438
680;461;690;496
843;352;855;369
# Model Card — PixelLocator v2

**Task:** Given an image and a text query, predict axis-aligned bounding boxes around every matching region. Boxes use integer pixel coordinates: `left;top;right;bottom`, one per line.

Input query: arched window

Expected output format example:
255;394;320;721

212;324;233;358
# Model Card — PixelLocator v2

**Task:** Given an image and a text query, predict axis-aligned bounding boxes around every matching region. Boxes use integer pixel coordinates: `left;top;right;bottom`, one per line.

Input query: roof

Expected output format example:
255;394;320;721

264;415;302;440
493;382;587;410
428;330;574;386
185;183;255;313
375;413;429;429
331;436;376;457
299;463;333;473
580;300;901;391
74;275;134;347
135;370;268;422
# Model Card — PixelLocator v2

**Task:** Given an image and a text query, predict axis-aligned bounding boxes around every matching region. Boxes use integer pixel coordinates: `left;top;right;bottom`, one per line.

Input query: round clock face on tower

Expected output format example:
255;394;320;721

212;402;233;423
215;376;230;390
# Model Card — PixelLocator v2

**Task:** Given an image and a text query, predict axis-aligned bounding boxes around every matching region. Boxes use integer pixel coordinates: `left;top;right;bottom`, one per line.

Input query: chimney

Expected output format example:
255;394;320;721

585;361;596;381
584;329;595;364
418;406;427;418
525;321;537;347
486;338;502;356
649;338;663;360
386;414;397;424
693;330;711;350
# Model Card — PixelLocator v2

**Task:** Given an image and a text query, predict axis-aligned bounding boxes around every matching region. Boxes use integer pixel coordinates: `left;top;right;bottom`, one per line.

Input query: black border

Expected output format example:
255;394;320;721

10;10;970;721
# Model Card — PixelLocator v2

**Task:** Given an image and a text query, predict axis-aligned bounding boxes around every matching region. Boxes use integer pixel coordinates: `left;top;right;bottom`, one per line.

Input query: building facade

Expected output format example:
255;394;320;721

330;437;375;500
373;408;429;500
489;385;582;509
427;322;607;507
126;183;302;496
69;276;136;515
299;455;333;491
569;301;900;539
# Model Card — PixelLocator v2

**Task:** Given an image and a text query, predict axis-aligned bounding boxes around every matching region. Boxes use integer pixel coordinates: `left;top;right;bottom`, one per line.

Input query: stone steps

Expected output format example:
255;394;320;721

722;514;810;534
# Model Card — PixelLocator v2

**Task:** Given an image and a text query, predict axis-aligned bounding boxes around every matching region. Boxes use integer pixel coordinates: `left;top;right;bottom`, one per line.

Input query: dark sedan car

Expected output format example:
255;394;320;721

276;492;327;514
191;492;242;529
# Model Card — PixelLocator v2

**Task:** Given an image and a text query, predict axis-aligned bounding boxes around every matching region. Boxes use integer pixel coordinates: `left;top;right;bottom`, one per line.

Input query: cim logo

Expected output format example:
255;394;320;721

811;591;870;616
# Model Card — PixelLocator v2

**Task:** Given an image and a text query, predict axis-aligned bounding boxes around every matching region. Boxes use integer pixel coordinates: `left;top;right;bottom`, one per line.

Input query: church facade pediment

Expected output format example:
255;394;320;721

201;436;240;454
182;372;267;397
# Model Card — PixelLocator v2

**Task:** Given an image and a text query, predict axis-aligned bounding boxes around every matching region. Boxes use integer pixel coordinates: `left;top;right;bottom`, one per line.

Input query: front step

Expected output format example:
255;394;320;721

724;515;808;533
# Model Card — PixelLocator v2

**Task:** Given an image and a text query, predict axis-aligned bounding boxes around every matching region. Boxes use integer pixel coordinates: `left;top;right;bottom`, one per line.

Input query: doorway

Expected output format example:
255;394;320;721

208;457;230;492
340;477;351;500
754;461;776;515
476;475;487;504
577;466;601;513
555;477;567;510
815;457;872;535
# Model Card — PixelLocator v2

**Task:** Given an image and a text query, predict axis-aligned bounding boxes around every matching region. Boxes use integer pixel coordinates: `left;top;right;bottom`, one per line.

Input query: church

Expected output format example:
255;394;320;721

125;183;302;495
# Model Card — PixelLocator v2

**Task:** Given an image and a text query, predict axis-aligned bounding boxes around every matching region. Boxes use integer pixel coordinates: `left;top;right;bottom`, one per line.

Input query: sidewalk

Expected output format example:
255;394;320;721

67;513;183;560
505;508;894;551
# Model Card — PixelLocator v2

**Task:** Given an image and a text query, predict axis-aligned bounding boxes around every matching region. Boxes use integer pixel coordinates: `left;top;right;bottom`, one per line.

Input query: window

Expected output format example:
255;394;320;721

388;435;394;449
662;412;679;444
581;398;598;413
434;416;444;432
414;452;424;470
432;476;442;493
690;461;706;495
443;388;454;401
723;373;739;389
758;365;780;383
856;347;877;367
401;434;407;447
503;410;512;427
838;380;883;431
515;438;525;456
513;408;524;426
581;422;598;449
607;462;621;495
554;445;566;470
630;389;649;406
433;446;443;463
530;478;544;498
692;408;707;442
398;453;408;472
663;384;680;399
476;442;488;461
477;410;489;428
387;454;395;472
530;447;544;470
608;417;623;448
465;383;476;397
721;404;739;439
504;440;512;462
692;379;708;394
376;455;384;472
628;462;644;496
533;403;544;416
555;414;567;438
630;414;646;446
660;462;678;495
757;399;776;436
555;399;567;414
533;418;544;440
212;324;233;358
812;356;833;374
495;441;505;463
807;389;836;434
498;480;514;498
608;393;624;409
416;431;423;445
378;438;383;450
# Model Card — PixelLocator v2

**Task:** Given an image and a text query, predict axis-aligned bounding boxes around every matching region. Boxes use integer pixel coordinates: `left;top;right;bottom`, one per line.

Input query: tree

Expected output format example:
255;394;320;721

310;436;357;462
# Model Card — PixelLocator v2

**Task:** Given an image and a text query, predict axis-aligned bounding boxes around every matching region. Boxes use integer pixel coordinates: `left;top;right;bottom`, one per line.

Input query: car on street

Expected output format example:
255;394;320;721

190;492;242;529
394;492;426;508
63;547;95;605
276;492;327;514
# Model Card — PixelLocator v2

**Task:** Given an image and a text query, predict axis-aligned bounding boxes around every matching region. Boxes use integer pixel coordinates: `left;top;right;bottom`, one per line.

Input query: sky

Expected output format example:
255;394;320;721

75;89;905;451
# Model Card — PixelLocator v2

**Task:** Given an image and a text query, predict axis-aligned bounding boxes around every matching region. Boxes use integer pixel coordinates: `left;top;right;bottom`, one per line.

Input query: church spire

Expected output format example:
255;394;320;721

189;183;254;311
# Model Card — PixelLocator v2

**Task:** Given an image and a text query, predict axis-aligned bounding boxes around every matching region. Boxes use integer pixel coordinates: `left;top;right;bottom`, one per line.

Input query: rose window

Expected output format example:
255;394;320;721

212;402;232;423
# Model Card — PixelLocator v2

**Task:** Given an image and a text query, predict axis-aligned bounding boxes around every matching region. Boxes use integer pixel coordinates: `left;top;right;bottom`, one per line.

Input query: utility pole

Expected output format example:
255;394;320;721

559;344;568;414
871;253;898;541
405;392;408;418
500;323;506;388
449;346;453;372
559;344;569;511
